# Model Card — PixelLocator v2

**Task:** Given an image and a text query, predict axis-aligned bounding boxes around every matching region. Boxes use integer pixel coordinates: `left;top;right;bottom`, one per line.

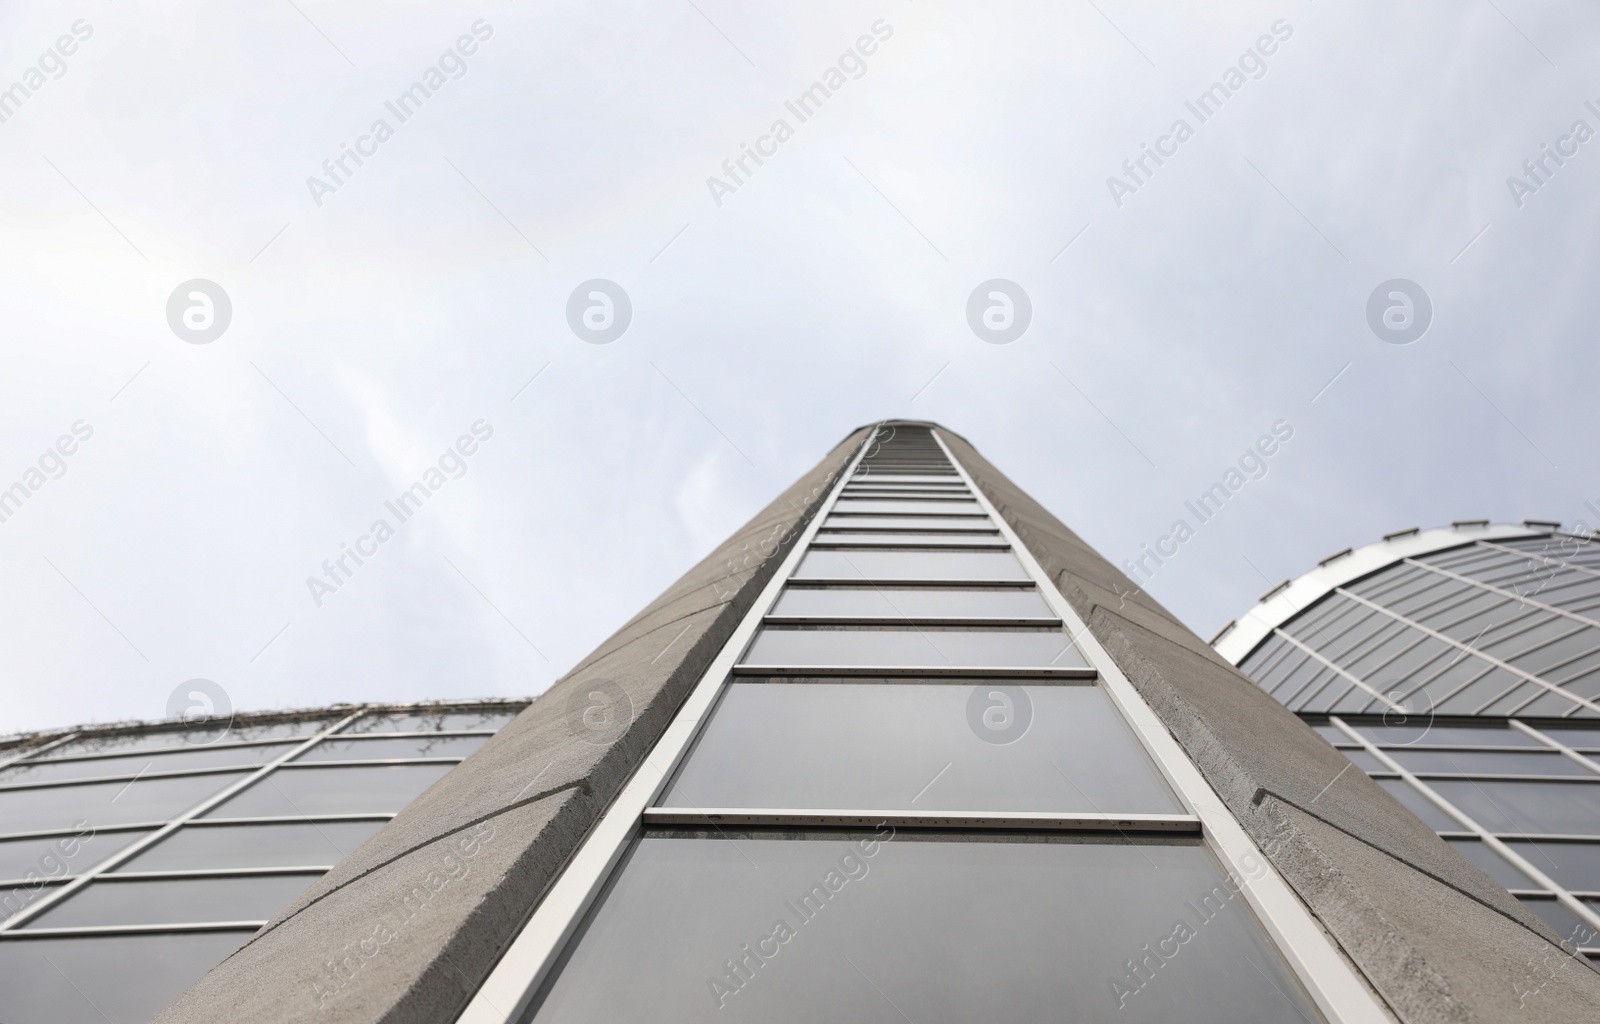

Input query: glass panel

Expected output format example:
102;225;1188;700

1430;780;1600;835
202;764;453;818
1338;749;1385;773
0;828;149;882
340;710;520;734
830;499;984;515
0;772;249;836
294;735;487;762
663;683;1181;813
2;878;67;924
822;516;994;532
1353;722;1537;747
742;628;1087;669
1539;726;1600;750
1506;840;1600;891
0;743;296;785
1376;778;1458;830
794;550;1027;582
36;721;329;761
26;874;317;927
770;587;1052;621
1307;723;1347;745
850;474;958;484
1388;750;1592;777
1443;838;1536;888
1517;896;1599;948
0;932;250;1024
525;836;1322;1024
115;821;387;871
810;534;1007;548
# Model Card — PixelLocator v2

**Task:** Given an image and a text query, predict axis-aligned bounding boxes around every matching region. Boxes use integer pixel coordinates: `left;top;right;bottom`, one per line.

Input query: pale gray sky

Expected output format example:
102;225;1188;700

2;0;1596;735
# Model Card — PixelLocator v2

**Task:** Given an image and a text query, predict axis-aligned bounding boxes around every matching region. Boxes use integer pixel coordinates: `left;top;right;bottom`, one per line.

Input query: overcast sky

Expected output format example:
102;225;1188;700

2;0;1597;736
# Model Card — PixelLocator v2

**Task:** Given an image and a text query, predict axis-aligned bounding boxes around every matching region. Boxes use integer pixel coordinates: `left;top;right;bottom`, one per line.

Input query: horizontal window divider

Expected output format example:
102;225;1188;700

279;757;466;768
1409;772;1600;784
326;729;500;739
823;512;991;520
641;808;1202;833
790;577;1034;588
1508;889;1561;897
761;615;1064;628
756;621;1064;633
0;765;256;793
4;922;268;939
815;527;1002;536
808;542;1010;552
0;823;159;843
1488;832;1600;843
732;664;1097;680
0;875;69;889
189;813;397;827
101;866;331;880
8;735;304;766
1370;744;1565;753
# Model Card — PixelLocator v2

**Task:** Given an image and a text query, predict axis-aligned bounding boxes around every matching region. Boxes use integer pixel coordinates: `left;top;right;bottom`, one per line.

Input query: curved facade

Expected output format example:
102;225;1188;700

0;699;527;1024
1216;523;1600;959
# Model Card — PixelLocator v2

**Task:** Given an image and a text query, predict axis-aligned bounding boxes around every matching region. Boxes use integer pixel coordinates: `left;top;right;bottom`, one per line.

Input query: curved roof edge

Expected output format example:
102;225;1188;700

0;695;532;757
1211;522;1547;666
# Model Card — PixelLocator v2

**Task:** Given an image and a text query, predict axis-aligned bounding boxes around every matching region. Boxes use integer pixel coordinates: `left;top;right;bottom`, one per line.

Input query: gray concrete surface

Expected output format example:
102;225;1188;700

939;425;1600;1023
152;428;869;1024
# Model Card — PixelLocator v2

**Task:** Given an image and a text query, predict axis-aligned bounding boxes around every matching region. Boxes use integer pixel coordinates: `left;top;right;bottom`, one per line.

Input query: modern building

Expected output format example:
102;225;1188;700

6;422;1600;1022
0;700;528;1023
1213;522;1600;964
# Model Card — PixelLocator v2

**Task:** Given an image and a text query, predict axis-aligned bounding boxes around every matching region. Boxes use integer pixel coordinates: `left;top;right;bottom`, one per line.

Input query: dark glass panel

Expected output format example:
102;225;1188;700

341;710;520;734
830;500;984;515
1376;779;1458;830
0;773;249;837
26;873;316;927
116;821;386;871
1506;840;1600;892
1390;750;1591;777
1443;838;1536;888
1354;722;1536;747
662;683;1180;813
0;828;149;883
741;628;1087;669
526;836;1322;1024
1431;780;1600;835
794;550;1027;582
0;933;250;1024
770;587;1051;621
201;764;452;818
821;516;994;532
36;721;328;761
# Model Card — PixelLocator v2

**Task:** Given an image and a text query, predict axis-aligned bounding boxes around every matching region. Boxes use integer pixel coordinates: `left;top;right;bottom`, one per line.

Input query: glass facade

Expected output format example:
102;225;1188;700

1222;528;1600;961
0;701;525;1024
499;426;1330;1022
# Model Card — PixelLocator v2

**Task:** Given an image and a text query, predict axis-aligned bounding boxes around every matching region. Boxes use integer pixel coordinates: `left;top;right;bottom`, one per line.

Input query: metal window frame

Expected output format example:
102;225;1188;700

1329;715;1600;937
0;709;366;933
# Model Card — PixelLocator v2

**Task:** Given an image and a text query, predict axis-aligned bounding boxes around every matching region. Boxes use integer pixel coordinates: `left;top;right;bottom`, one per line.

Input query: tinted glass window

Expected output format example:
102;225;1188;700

1388;750;1591;777
811;534;1007;548
795;550;1027;582
27;874;316;927
0;772;249;836
202;764;453;818
1376;778;1458;830
1338;749;1385;773
0;743;295;785
294;735;488;762
525;836;1321;1024
770;587;1051;621
116;821;386;871
0;933;250;1024
1506;840;1600;892
1538;727;1600;750
663;683;1180;814
830;499;984;515
1443;838;1536;888
822;516;994;532
1516;896;1597;948
0;828;149;882
1430;780;1600;835
741;628;1087;670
